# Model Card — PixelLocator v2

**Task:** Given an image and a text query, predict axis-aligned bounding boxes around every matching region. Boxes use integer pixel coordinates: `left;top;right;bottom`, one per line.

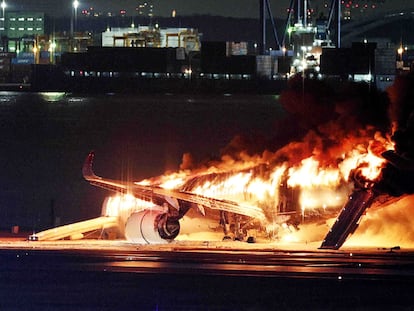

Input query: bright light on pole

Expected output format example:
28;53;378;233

398;45;404;62
1;1;6;14
73;0;79;33
1;1;5;16
1;1;6;36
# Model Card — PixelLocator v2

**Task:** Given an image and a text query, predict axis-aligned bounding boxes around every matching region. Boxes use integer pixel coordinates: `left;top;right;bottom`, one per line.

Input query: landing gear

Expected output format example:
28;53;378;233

220;211;252;242
220;211;232;241
232;214;245;241
246;236;256;243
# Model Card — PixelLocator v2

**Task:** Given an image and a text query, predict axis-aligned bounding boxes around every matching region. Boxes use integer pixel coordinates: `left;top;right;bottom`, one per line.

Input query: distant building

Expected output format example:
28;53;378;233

0;11;45;54
102;26;200;52
3;11;44;38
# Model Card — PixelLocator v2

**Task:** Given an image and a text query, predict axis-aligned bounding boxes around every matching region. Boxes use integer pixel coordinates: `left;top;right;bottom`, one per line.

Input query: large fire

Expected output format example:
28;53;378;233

103;75;414;247
103;129;394;243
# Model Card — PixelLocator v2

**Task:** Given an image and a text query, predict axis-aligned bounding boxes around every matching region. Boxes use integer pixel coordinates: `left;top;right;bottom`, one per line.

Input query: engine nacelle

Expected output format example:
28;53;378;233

124;210;180;244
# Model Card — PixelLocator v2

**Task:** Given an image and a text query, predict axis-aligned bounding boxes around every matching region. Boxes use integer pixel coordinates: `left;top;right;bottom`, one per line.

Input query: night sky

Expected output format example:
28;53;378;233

5;0;413;18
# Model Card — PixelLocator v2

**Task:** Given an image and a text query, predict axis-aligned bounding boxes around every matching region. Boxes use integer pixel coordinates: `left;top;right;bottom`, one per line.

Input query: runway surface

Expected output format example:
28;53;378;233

1;239;414;310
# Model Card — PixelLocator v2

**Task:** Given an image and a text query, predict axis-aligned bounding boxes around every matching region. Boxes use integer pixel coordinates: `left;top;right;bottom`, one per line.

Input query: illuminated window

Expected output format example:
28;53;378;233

27;17;33;21
18;17;25;21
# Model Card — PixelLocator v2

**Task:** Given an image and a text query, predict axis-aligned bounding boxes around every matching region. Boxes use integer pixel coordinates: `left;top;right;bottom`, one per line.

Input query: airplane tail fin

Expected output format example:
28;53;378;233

82;151;99;180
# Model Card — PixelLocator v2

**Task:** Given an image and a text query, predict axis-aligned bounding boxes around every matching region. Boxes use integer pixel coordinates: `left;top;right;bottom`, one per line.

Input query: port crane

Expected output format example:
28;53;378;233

259;0;341;53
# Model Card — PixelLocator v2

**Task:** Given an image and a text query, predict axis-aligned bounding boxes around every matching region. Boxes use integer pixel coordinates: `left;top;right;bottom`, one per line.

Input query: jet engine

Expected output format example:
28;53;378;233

124;210;180;244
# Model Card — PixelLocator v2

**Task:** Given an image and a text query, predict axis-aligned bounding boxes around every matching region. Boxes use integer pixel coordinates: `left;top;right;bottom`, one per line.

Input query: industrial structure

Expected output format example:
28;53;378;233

0;1;410;91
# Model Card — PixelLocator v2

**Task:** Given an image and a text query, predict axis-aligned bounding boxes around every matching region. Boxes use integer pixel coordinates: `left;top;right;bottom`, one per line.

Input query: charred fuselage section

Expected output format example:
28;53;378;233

321;102;414;249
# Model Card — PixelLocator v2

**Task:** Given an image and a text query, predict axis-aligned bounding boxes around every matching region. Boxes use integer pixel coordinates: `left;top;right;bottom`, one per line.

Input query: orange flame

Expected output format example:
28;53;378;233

102;194;156;221
287;157;341;188
125;130;395;242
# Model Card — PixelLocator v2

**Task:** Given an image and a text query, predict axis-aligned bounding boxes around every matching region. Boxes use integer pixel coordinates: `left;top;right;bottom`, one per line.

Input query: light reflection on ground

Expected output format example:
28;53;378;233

1;237;412;255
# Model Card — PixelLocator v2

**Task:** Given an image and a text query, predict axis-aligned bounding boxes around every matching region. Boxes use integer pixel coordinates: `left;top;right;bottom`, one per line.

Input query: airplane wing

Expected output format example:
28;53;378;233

83;152;266;220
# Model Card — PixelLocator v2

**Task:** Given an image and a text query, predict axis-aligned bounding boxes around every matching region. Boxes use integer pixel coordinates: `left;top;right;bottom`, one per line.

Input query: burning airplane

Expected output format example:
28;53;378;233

30;74;414;249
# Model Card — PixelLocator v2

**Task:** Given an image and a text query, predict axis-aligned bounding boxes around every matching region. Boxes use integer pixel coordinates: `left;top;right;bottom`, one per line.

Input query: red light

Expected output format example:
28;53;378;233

120;9;126;15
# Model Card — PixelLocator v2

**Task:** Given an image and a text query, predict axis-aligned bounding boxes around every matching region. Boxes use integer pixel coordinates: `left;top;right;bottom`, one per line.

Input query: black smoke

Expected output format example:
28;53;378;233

376;73;414;196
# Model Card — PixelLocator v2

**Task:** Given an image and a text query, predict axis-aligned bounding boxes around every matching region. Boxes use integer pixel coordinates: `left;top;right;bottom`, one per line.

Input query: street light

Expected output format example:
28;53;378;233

73;0;79;32
1;1;5;18
71;0;79;36
1;1;6;51
70;0;79;52
397;45;404;71
397;46;403;55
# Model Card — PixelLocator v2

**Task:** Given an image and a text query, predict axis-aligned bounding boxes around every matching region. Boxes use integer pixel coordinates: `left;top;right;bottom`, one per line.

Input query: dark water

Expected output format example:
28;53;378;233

0;91;285;230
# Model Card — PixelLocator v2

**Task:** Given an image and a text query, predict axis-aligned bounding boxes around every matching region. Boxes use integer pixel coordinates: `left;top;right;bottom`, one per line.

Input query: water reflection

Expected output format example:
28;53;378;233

39;92;67;102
